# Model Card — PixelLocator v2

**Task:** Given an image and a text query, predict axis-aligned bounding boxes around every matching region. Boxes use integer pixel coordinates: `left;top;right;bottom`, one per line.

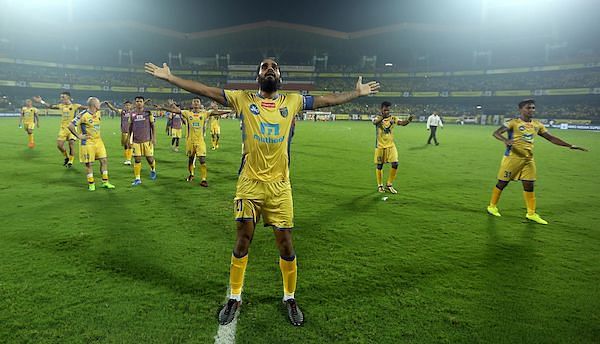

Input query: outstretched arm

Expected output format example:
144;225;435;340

32;96;59;109
313;77;380;109
103;101;120;113
397;115;414;126
539;132;588;151
154;104;182;114
145;63;227;105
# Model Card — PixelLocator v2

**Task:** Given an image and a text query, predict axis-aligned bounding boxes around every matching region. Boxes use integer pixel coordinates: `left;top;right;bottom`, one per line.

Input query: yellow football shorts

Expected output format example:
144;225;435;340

131;141;154;157
374;146;398;164
186;140;206;157
497;156;537;181
79;140;107;163
23;121;35;131
57;126;77;141
171;128;182;138
233;176;294;229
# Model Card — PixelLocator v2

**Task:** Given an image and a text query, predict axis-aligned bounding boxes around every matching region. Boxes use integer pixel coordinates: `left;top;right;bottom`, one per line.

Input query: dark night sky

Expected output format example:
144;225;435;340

78;0;485;32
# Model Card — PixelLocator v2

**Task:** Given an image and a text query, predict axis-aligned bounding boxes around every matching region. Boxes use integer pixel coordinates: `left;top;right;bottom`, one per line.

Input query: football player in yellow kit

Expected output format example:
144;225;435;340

372;101;413;194
486;99;587;224
34;92;85;167
68;97;115;191
19;99;39;148
145;58;379;326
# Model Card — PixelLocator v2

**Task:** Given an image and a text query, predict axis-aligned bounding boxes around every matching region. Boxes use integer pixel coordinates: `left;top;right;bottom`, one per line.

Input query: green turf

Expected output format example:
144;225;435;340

0;117;598;343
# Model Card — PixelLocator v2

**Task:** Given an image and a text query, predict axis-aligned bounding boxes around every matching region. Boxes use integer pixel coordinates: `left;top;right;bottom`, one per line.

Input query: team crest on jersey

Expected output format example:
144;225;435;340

249;104;260;115
518;125;526;131
279;107;288;117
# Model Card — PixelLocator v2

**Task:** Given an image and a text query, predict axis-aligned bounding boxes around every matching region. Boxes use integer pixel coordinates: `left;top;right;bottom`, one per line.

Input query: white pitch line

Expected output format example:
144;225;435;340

213;289;239;344
213;313;239;344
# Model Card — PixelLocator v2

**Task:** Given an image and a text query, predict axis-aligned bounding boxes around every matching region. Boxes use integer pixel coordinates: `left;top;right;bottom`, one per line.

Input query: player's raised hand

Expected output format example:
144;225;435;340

570;145;588;151
356;76;380;96
145;62;171;81
32;96;43;103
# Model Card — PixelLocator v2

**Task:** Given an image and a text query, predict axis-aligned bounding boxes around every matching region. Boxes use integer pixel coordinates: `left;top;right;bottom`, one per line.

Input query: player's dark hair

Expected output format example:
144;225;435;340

60;91;71;97
135;96;145;101
124;100;131;104
193;96;202;101
256;58;281;76
381;101;392;108
518;99;535;109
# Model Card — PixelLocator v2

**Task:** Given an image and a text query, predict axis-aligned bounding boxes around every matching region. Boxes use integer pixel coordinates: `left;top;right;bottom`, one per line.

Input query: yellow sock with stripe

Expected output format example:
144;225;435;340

279;256;297;300
523;191;536;215
133;162;142;180
68;155;74;163
387;167;398;186
200;164;207;181
101;170;109;183
126;149;133;160
28;133;34;144
229;253;248;300
376;169;383;186
489;187;503;207
86;173;94;185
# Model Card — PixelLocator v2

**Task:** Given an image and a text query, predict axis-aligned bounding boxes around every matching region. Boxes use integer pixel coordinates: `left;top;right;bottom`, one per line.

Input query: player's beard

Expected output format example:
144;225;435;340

258;75;281;93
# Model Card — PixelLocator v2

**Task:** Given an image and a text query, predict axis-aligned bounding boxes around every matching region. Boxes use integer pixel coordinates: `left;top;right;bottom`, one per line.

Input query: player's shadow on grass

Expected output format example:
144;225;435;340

408;144;430;151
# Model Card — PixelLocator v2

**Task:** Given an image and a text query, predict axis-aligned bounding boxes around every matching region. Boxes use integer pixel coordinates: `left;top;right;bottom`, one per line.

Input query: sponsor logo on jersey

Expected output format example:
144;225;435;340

250;104;260;115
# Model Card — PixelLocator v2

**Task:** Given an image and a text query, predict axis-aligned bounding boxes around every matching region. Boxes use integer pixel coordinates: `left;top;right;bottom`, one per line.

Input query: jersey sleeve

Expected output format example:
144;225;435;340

149;112;155;123
537;122;548;135
71;112;84;126
223;90;244;113
502;118;514;129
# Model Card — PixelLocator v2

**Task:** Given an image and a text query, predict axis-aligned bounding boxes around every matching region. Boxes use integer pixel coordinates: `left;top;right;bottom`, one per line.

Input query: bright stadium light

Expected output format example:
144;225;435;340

384;63;393;67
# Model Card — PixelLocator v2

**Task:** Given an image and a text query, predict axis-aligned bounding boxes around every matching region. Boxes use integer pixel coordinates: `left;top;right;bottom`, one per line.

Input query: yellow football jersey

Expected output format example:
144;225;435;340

503;117;548;158
224;90;312;182
374;116;398;148
181;109;209;143
72;110;102;145
21;107;38;122
58;103;82;127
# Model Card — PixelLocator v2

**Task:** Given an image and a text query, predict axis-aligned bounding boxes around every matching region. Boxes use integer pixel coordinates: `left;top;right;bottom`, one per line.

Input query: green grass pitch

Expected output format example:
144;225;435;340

0;117;598;343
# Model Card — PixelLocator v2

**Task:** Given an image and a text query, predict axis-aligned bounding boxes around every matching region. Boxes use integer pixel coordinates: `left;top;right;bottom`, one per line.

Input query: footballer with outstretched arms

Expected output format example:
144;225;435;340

372;101;413;194
34;92;87;167
145;58;379;326
486;99;587;224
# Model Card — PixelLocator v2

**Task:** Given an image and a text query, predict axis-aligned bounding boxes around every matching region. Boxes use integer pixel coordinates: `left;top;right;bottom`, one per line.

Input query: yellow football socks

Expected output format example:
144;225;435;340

230;253;248;298
28;133;34;144
523;191;536;215
387;167;398;185
68;155;74;164
200;164;207;180
490;187;502;206
279;256;297;300
101;171;109;183
150;160;156;171
133;162;142;180
376;169;383;186
86;173;94;184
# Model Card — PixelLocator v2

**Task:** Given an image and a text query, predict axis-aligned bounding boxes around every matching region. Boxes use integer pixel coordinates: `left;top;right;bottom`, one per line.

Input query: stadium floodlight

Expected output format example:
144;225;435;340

384;63;393;67
476;105;483;109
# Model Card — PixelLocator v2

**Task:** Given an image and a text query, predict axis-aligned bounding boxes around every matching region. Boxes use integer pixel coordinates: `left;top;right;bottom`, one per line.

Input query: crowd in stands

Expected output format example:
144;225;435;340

2;62;599;92
316;69;600;92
